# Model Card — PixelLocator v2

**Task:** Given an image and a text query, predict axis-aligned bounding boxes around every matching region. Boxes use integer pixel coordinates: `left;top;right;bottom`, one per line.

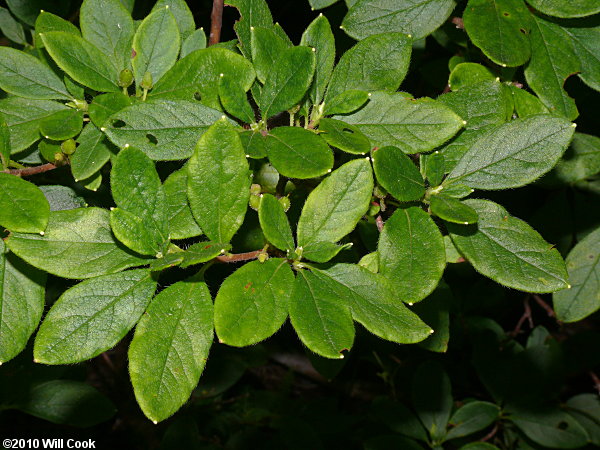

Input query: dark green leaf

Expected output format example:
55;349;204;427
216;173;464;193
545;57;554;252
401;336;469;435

448;199;569;293
71;123;114;181
251;26;290;84
88;92;134;128
0;7;25;44
379;206;446;303
411;361;452;441
215;258;294;346
224;0;273;58
322;90;369;116
525;0;600;18
35;11;80;42
373;145;425;202
258;194;295;252
564;21;600;93
129;277;213;423
309;0;340;8
370;397;428;441
566;394;600;446
421;151;445;186
39;185;86;211
301;15;335;105
511;85;549;118
302;241;351;263
0;112;8;170
148;252;184;271
318;118;371;155
0;173;50;233
548;133;600;184
151;0;195;40
39;109;83;141
413;283;452;353
188;119;250;243
219;75;255;124
265;127;333;179
446;401;500;440
179;241;229;268
181;28;207;58
448;63;495;91
239;130;268;159
430;193;478;224
164;169;202;240
6;0;66;26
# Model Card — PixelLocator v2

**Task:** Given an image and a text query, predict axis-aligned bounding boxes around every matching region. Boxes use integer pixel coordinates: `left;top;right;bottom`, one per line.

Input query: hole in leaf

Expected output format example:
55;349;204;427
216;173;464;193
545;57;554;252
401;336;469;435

520;28;527;34
193;92;202;101
112;119;126;128
146;134;158;145
503;12;510;16
557;421;569;430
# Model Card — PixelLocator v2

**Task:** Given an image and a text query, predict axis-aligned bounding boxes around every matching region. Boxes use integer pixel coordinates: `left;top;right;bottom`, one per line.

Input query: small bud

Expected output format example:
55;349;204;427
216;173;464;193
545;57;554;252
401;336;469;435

257;252;268;263
278;196;291;212
61;139;77;155
119;68;134;88
141;71;153;90
368;203;380;216
249;195;260;211
250;183;262;196
73;98;88;111
295;246;303;258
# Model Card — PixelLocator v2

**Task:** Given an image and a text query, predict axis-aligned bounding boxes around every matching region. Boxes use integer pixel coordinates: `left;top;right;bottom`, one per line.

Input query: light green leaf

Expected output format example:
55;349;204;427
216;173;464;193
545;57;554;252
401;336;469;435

447;115;574;189
39;185;86;211
289;269;355;359
322;90;369;116
164;169;202;240
225;0;274;58
447;401;500;440
525;0;600;18
103;99;225;160
379;206;446;303
258;194;295;252
524;15;580;120
463;0;533;67
0;47;71;100
215;259;294;346
40;31;120;92
297;158;373;247
179;241;230;268
71;123;114;181
318;118;371;155
110;208;166;256
34;269;156;364
372;145;425;202
548;133;600;184
150;47;256;109
132;6;180;87
129;277;212;423
0;112;9;169
181;28;207;57
341;91;464;153
265;127;333;179
6;208;149;279
259;46;316;119
188;119;250;243
80;0;135;72
312;264;432;344
430;193;478;224
0;7;26;44
239;130;268;159
218;75;256;124
152;0;195;40
448;199;569;293
39;109;83;141
251;26;290;84
448;63;496;91
553;226;600;322
301;15;335;105
309;0;340;8
302;241;352;263
342;0;456;41
148;252;184;272
421;151;445;186
0;173;50;233
35;11;80;43
511;85;549;118
0;240;46;364
325;33;411;103
88;92;134;128
564;21;600;93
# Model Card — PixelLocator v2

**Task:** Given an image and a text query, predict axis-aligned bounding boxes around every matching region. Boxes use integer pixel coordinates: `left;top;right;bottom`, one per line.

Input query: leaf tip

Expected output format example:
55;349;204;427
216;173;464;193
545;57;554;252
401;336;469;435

501;64;507;67
152;420;158;424
462;120;467;125
407;34;412;38
219;73;224;77
245;154;250;158
312;47;316;52
100;127;106;132
408;302;413;306
39;231;45;236
429;329;435;334
124;144;130;148
567;284;572;289
571;123;577;128
339;354;344;359
327;169;332;173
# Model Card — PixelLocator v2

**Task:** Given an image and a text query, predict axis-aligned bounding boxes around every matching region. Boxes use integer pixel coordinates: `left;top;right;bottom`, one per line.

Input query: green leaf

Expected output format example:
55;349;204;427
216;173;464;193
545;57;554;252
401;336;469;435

447;199;569;293
129;277;212;423
188;119;250;243
88;92;134;128
34;269;156;364
297;158;373;247
325;33;411;104
148;252;184;272
411;361;453;441
110;147;169;254
379;206;446;303
39;186;86;211
179;241;230;268
309;0;340;8
511;85;549;118
301;15;335;105
372;145;425;202
0;240;46;364
318;118;371;155
80;0;135;73
0;112;10;169
341;91;464;154
0;47;71;100
302;241;352;263
430;193;478;224
421;151;445;186
258;194;295;252
71;123;114;181
525;0;600;18
322;90;369;116
563;21;600;93
132;6;180;87
152;0;195;40
549;133;600;184
0;173;50;233
40;31;120;92
251;26;290;84
35;11;80;43
447;115;574;189
6;208;149;279
6;0;67;26
215;259;294;346
164;169;202;240
506;404;589;448
181;28;207;58
412;283;452;352
103;99;225;160
446;401;500;440
0;7;26;44
224;0;274;58
448;63;496;91
219;75;256;124
265;127;333;179
553;226;600;322
239;130;268;158
342;0;456;41
289;269;355;359
39;109;83;141
441;184;475;199
566;394;600;446
150;47;255;110
17;380;116;427
463;0;533;67
524;15;580;120
312;264;432;344
259;46;316;119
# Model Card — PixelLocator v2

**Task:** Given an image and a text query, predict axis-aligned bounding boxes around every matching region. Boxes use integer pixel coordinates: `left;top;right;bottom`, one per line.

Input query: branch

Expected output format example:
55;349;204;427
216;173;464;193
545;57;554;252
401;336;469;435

209;0;224;46
2;163;64;177
216;249;262;263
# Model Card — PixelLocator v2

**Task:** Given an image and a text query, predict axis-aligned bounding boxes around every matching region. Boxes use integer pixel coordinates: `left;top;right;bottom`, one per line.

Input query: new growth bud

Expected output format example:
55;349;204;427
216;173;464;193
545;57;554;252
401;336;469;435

119;68;134;88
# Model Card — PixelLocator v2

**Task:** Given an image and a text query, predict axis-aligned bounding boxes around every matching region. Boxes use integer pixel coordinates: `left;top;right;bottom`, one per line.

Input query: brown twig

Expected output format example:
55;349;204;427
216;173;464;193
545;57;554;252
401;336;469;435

532;294;556;318
375;215;384;232
209;0;224;46
216;249;262;263
451;17;464;29
481;423;499;442
2;163;64;177
511;296;533;337
590;371;600;395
